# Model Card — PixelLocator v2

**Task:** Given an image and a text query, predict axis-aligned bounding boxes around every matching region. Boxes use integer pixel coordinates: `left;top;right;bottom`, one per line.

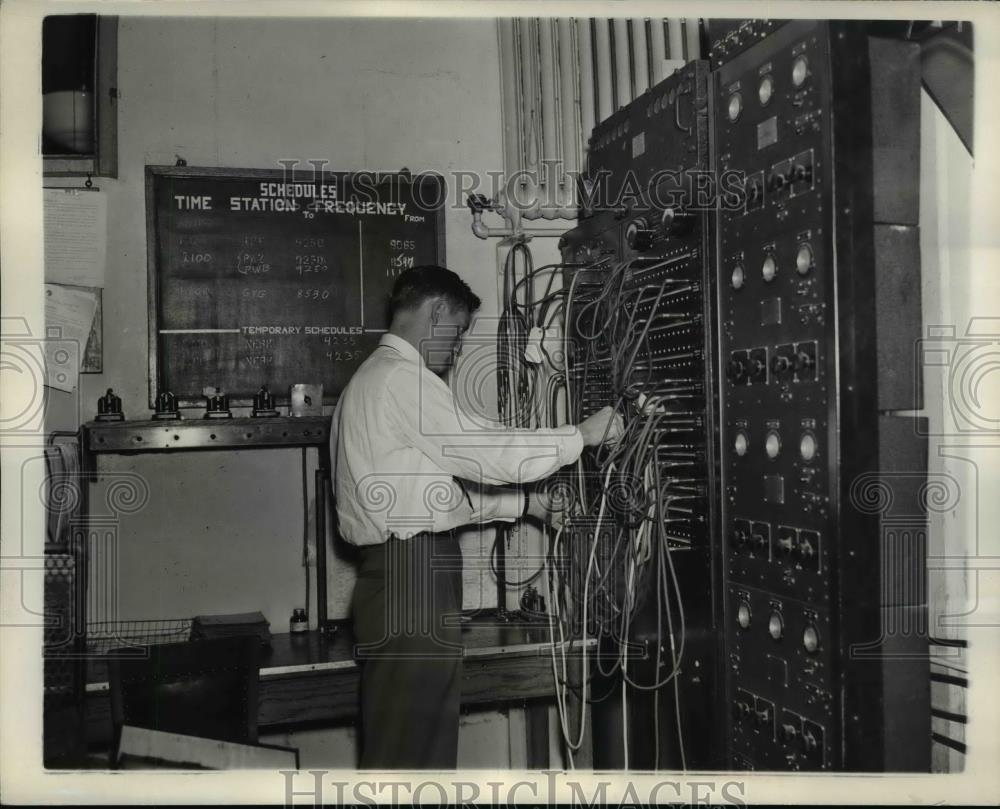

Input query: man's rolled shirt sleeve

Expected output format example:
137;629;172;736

385;362;584;487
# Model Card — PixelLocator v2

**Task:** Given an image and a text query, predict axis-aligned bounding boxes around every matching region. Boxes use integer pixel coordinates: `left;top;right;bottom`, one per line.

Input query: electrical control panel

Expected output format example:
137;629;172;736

557;19;930;773
559;62;724;770
561;59;716;551
713;20;928;771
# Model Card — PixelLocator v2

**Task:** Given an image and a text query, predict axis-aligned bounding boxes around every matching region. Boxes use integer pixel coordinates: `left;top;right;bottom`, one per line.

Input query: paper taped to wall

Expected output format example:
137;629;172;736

43;188;107;287
44;283;98;392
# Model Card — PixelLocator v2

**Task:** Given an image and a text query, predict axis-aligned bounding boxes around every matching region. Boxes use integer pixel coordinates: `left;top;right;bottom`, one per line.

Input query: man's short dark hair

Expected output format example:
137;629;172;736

388;265;481;319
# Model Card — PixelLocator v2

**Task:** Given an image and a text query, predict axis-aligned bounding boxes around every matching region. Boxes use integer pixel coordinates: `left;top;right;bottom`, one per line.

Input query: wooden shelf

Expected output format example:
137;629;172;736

82;415;330;454
83;620;596;743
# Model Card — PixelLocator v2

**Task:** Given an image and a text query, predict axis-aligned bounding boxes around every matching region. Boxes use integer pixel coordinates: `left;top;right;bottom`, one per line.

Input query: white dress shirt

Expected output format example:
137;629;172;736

330;333;584;545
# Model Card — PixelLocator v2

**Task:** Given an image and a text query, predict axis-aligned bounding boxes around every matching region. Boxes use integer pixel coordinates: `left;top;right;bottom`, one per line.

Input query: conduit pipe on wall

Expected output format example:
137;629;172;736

632;18;650;97
594;19;613;122
613;18;631;107
557;18;580;210
517;17;541;218
498;19;522;188
576;18;596;157
684;18;701;61
538;19;562;219
667;18;684;61
650;19;667;84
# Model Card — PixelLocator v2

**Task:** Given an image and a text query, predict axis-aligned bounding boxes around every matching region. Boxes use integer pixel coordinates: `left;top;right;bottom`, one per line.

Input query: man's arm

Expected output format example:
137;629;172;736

385;362;619;486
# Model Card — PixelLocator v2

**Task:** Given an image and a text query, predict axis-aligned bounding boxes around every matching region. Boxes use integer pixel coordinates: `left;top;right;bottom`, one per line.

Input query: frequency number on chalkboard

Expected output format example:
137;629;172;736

182;251;213;264
326;351;364;362
295;254;328;274
295;237;325;248
297;289;330;301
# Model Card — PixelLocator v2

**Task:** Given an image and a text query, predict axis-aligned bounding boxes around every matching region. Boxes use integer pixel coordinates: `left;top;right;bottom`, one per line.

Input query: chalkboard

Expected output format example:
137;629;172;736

145;166;446;407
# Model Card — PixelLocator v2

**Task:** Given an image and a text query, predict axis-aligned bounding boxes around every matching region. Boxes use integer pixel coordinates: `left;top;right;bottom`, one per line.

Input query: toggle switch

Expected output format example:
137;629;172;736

768;170;791;193
776;528;796;556
732;521;750;549
795;347;816;376
802;729;818;753
727;352;748;384
771;353;793;376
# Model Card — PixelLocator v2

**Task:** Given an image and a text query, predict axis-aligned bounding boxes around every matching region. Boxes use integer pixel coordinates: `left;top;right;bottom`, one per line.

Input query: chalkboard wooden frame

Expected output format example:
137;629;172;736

145;165;446;408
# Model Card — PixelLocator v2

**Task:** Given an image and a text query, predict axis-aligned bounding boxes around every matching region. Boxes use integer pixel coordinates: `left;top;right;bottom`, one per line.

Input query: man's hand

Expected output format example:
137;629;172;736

525;487;569;529
578;405;625;448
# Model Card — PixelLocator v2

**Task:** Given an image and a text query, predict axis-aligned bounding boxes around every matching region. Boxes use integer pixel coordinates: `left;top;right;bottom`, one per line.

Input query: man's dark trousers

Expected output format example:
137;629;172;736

352;532;463;769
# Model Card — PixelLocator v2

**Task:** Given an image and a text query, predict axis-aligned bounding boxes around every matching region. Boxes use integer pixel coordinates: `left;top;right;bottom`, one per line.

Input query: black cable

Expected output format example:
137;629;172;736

930;672;969;688
929;636;968;648
931;733;966;755
490;530;545;588
930;708;967;724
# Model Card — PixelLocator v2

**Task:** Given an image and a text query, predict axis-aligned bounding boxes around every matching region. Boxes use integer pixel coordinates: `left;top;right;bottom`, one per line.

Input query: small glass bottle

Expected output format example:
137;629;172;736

290;608;308;634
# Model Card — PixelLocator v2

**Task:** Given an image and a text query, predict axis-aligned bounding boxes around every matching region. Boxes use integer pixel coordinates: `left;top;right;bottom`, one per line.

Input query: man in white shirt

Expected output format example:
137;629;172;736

330;265;620;769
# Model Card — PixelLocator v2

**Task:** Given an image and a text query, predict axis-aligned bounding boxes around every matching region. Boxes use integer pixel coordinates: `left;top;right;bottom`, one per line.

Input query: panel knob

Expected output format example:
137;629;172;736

762;255;777;282
728;91;743;122
792;55;809;87
796;243;814;275
731;263;746;289
800;433;817;462
625;218;654;251
737;601;751;629
765;431;781;459
795;350;816;373
768;611;784;640
803;623;820;654
734;431;749;456
660;207;693;238
782;723;799;742
758;74;775;106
